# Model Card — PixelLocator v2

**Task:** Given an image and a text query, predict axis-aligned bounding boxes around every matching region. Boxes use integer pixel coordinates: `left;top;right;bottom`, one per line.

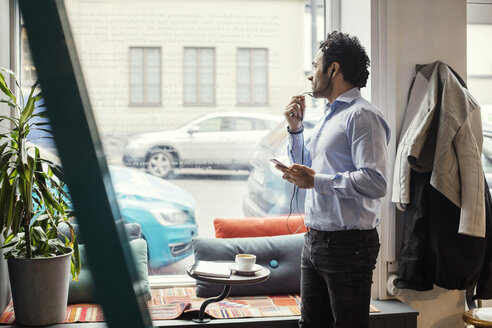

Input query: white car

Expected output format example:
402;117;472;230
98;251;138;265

122;112;283;178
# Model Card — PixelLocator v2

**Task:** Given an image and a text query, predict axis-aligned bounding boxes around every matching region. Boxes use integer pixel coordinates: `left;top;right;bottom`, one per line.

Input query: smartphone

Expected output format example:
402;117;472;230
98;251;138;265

270;158;289;169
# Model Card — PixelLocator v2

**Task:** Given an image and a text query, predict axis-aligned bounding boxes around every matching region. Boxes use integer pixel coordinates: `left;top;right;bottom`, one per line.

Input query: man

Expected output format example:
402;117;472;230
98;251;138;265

276;31;390;328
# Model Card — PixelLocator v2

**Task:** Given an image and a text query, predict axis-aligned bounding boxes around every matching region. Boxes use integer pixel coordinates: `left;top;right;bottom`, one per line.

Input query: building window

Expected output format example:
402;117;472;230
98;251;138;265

237;48;268;106
183;47;216;106
129;47;161;106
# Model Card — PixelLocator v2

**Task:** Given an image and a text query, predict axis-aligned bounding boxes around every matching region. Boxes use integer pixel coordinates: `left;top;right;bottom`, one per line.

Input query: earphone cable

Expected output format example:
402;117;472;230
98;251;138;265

286;130;305;234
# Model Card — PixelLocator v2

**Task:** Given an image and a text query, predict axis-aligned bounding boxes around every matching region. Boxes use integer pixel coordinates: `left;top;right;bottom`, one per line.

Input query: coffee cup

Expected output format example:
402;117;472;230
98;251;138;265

235;254;256;271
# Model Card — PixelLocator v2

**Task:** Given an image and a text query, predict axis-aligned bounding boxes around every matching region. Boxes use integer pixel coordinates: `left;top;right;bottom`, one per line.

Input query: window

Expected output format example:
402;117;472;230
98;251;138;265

237;48;268;105
197;118;222;132
32;0;326;278
21;27;37;88
129;47;161;106
183;47;215;106
467;1;492;197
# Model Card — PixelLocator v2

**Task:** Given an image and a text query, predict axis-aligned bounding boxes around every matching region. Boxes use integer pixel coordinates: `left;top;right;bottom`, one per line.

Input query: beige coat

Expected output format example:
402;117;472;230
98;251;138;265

392;61;484;237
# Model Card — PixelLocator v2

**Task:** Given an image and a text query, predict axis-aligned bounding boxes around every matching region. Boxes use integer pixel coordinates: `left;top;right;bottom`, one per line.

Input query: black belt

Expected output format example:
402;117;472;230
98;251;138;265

307;227;377;241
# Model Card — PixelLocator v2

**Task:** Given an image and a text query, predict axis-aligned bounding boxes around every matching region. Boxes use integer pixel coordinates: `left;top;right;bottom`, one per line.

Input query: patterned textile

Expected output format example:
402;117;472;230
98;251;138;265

0;287;380;323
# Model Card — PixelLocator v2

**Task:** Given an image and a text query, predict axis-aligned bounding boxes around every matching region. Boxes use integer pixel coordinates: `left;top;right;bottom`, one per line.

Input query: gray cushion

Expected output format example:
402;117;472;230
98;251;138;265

192;234;304;297
68;239;151;303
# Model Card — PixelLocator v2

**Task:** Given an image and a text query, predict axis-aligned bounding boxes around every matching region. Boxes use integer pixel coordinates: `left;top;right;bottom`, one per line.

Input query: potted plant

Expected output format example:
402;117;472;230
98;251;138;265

0;68;80;326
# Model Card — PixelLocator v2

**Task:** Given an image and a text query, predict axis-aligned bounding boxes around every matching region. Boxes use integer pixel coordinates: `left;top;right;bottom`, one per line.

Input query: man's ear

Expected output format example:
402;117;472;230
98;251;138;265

330;62;340;77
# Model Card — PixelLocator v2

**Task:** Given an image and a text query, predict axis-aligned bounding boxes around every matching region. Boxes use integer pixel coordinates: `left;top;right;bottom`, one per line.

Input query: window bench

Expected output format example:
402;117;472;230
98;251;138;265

2;299;418;328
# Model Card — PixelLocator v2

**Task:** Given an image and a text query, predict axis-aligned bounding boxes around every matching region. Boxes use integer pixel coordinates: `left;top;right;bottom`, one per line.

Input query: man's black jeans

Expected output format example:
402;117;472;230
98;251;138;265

298;228;380;328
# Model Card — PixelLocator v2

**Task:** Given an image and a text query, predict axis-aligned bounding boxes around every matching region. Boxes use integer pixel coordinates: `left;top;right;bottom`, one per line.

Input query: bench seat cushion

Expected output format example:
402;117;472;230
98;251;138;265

214;215;307;238
192;234;304;297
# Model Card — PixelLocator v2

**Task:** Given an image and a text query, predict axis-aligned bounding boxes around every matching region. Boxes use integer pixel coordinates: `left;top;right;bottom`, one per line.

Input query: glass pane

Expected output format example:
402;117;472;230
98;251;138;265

237;67;250;84
55;0;327;278
146;70;160;85
130;85;144;104
200;85;214;103
147;85;160;103
237;85;250;103
253;49;267;67
468;24;492;122
253;67;267;84
237;49;250;67
184;85;197;103
253;85;267;104
184;67;197;84
200;48;215;67
197;118;222;132
146;48;160;67
234;118;253;131
129;70;142;84
184;48;197;64
130;48;143;67
200;67;214;85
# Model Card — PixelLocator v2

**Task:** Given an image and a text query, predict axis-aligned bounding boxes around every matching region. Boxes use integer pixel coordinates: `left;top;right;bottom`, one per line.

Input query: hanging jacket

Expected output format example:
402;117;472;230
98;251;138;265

392;61;484;237
396;170;491;292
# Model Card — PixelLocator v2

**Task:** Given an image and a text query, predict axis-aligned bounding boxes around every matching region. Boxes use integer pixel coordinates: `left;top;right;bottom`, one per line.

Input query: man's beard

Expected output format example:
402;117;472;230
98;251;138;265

312;76;333;99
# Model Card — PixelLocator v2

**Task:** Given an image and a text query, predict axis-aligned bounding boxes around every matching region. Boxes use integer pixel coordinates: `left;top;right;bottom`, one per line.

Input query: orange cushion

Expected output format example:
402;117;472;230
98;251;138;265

214;215;307;238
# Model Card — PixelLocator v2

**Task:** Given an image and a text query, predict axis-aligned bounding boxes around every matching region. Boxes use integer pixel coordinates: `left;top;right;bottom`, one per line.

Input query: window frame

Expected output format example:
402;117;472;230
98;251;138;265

183;46;216;107
128;46;162;107
236;47;269;106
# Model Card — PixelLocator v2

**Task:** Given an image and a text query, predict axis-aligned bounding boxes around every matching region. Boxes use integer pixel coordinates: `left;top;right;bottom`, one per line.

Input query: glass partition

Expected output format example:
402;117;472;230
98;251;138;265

19;0;371;278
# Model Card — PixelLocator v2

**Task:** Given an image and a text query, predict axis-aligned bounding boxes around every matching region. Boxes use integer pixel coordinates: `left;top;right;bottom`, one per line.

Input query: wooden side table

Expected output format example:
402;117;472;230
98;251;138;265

187;262;270;323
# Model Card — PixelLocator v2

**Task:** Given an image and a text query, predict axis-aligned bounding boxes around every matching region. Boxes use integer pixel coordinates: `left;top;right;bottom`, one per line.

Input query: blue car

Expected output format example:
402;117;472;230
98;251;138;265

108;165;197;268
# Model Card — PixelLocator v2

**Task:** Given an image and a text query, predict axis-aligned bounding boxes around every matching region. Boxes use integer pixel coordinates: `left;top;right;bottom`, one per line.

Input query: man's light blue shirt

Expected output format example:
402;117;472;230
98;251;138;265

288;87;390;231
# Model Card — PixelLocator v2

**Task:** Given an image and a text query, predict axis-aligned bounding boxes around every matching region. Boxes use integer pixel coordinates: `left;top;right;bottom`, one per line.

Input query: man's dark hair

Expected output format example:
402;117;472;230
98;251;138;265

319;31;370;88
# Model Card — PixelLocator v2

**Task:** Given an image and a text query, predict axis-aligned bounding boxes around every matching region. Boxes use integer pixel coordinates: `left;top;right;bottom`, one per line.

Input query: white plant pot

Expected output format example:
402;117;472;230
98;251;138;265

7;249;73;326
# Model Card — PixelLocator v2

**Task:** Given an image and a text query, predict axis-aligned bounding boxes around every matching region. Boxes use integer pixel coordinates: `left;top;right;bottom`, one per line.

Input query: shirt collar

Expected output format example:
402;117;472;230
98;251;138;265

325;87;361;113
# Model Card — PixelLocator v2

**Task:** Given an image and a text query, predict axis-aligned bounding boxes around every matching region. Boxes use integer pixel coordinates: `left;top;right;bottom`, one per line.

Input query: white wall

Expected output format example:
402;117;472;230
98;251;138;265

373;0;467;327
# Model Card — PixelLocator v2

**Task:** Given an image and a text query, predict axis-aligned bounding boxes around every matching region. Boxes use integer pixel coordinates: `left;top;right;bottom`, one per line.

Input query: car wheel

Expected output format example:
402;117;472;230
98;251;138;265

146;149;175;178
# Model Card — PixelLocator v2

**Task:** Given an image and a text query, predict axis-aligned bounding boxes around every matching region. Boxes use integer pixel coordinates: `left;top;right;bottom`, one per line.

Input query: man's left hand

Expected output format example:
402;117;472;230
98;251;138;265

281;164;315;189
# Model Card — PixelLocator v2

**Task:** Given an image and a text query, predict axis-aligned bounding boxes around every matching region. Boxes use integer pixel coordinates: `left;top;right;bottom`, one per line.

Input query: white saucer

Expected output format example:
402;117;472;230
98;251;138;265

229;263;262;275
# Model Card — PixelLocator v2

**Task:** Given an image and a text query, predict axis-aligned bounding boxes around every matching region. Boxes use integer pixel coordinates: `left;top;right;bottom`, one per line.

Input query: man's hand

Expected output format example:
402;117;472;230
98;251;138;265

277;164;315;189
284;95;306;131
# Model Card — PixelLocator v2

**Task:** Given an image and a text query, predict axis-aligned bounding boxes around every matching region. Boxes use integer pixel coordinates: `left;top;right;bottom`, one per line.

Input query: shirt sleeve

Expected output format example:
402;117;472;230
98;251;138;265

287;128;312;166
313;108;390;199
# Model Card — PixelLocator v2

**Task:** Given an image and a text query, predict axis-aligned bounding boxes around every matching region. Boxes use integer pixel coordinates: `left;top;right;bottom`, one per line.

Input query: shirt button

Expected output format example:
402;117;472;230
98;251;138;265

313;152;317;158
322;192;327;195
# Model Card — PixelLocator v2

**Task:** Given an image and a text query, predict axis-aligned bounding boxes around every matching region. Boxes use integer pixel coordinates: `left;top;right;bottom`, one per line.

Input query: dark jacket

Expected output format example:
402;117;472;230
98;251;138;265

396;170;492;295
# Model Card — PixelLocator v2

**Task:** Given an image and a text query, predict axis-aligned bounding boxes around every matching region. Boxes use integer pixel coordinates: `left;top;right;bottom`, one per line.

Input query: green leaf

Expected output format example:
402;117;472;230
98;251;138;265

0;70;15;101
32;226;48;243
72;235;81;277
12;201;23;235
27;80;40;103
0;152;13;172
0;172;10;230
3;233;16;245
4;177;16;233
20;96;35;125
32;122;51;127
32;110;49;118
0;143;7;157
1;234;20;249
39;182;63;213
